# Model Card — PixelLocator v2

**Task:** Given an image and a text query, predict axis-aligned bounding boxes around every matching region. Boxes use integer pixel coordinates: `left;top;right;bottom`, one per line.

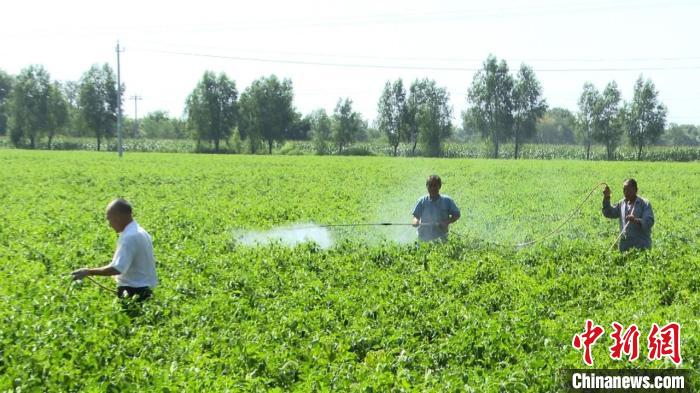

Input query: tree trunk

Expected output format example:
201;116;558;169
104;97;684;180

411;136;417;155
268;140;273;155
393;144;398;157
30;135;35;149
97;135;101;151
494;138;499;159
637;144;643;160
514;124;520;159
215;139;220;152
586;139;591;160
586;126;591;160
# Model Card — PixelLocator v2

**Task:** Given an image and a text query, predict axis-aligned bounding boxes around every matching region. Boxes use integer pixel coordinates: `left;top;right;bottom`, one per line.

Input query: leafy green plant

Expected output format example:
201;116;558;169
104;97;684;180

0;150;698;391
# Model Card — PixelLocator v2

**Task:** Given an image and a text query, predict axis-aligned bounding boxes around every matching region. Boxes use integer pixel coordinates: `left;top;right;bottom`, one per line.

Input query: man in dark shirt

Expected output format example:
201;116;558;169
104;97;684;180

602;179;654;251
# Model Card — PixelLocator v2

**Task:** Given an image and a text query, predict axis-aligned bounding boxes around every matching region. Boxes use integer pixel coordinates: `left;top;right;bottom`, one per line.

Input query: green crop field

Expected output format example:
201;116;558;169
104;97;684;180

1;150;699;391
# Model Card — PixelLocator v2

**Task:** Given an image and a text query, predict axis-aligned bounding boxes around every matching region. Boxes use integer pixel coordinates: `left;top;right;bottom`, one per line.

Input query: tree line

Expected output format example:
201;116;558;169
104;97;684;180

0;55;695;159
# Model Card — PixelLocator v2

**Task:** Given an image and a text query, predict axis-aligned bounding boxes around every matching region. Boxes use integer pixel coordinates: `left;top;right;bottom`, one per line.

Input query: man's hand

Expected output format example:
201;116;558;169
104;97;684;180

412;217;420;228
625;214;640;225
71;268;90;281
603;185;611;199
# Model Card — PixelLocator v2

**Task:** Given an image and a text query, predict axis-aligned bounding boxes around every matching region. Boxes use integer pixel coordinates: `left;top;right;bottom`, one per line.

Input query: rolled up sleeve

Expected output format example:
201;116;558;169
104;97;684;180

640;202;655;232
412;199;423;218
109;238;133;274
449;199;461;218
602;199;620;219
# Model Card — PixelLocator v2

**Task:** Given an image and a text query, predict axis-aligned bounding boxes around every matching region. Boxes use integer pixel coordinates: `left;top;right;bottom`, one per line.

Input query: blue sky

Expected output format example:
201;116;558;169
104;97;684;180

2;0;699;125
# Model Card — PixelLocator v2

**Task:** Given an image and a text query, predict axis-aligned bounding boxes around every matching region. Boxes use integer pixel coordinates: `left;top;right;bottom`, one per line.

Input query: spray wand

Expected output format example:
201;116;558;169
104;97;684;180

294;222;441;229
316;222;413;228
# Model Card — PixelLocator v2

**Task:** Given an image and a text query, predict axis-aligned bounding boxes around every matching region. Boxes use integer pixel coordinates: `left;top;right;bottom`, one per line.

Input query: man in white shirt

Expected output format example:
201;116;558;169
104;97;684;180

71;199;158;300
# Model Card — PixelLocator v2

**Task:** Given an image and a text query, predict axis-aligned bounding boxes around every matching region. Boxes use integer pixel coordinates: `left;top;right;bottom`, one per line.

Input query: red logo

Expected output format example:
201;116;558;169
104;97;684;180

573;321;682;366
609;322;640;361
648;322;682;365
572;319;605;366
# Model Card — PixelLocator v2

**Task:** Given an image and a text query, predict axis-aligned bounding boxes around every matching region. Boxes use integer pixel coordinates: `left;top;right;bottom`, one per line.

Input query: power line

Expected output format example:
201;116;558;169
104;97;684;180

135;48;700;73
132;40;700;63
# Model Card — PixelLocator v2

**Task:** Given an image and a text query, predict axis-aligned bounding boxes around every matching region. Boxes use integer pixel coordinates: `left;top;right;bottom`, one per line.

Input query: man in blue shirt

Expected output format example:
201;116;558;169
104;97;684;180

412;175;461;242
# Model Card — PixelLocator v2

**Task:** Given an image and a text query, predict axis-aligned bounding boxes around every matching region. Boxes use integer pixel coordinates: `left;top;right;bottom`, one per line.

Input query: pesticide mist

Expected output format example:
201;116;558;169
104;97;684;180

234;223;333;249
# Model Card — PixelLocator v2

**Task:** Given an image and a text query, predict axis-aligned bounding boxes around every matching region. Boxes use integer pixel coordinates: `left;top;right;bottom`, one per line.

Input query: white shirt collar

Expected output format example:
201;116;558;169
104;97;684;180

120;220;138;236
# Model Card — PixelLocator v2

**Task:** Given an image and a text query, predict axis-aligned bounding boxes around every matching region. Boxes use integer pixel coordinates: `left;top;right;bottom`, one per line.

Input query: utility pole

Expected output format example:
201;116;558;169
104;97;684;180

130;95;142;137
116;42;125;157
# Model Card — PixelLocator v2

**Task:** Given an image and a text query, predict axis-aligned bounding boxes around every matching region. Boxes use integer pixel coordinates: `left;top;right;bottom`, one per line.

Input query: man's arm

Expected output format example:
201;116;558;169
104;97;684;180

411;199;424;227
641;202;654;231
72;265;120;280
448;200;461;223
628;201;654;232
602;199;620;219
439;200;461;229
602;186;620;219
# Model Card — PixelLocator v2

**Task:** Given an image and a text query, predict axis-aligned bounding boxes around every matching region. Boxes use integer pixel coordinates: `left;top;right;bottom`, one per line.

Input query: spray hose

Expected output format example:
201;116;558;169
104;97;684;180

609;218;632;252
511;182;609;248
86;276;115;294
471;181;629;250
302;182;625;251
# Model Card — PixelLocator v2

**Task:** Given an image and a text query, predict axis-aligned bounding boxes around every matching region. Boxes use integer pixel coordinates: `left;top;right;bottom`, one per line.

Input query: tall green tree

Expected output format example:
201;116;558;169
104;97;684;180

535;108;576;144
0;69;13;136
403;80;428;155
237;75;294;154
577;83;599;160
237;92;260;153
466;55;514;158
140;111;186;139
185;71;238;152
627;76;667;160
410;79;452;157
591;81;623;160
78;64;120;151
46;82;69;149
404;79;453;156
8;65;51;148
332;98;362;154
308;109;332;155
377;79;406;156
286;110;311;140
60;80;82;137
512;64;547;159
